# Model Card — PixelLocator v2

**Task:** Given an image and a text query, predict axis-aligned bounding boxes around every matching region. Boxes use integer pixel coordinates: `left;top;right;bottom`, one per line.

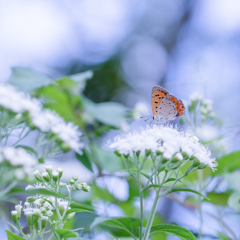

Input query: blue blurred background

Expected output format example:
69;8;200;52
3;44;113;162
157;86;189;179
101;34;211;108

1;0;240;239
1;0;240;126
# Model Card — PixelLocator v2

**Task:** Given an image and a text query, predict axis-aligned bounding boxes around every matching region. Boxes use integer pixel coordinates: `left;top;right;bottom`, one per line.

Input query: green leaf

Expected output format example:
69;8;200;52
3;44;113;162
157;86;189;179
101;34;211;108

218;232;232;240
69;71;93;83
213;151;240;176
70;202;94;212
84;98;128;127
164;178;188;187
5;230;25;240
66;208;92;215
204;192;231;206
55;229;78;239
124;169;153;181
9;67;52;92
15;145;37;156
228;192;240;211
75;151;93;172
91;217;141;238
150;224;197;240
169;188;209;200
26;189;67;199
88;143;122;172
143;184;168;191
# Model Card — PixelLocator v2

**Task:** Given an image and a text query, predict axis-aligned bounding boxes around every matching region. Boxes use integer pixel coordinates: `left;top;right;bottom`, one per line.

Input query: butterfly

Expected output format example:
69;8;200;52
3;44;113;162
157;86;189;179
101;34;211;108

151;86;185;122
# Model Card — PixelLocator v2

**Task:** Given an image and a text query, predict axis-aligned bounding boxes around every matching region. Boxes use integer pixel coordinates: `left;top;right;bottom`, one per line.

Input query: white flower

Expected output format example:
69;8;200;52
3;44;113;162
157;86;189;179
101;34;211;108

108;124;217;170
34;199;53;210
52;171;59;177
1;147;37;173
189;92;204;101
30;109;84;153
15;204;22;211
175;153;183;161
133;102;149;119
0;84;84;153
23;207;40;216
25;185;35;190
0;84;42;114
11;210;18;216
58;200;70;210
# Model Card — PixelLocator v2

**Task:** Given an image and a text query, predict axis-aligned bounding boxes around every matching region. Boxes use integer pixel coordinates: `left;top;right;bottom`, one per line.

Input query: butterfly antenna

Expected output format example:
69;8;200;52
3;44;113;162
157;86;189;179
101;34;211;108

144;117;152;122
140;115;151;118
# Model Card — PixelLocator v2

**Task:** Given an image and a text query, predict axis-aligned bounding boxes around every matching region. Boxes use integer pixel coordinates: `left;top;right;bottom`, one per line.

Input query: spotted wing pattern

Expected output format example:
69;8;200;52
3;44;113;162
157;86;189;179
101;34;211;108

151;86;169;118
157;95;184;121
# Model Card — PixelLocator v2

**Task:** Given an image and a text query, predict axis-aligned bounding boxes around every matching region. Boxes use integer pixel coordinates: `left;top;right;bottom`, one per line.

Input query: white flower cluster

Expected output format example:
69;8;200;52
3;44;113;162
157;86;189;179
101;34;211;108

0;147;37;176
30;109;84;152
108;124;217;170
189;92;214;118
0;84;42;113
0;84;84;152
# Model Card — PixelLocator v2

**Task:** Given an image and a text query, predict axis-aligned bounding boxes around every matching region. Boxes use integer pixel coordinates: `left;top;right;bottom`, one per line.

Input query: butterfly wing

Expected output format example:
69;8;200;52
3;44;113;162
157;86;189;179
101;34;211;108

151;86;169;118
157;94;184;121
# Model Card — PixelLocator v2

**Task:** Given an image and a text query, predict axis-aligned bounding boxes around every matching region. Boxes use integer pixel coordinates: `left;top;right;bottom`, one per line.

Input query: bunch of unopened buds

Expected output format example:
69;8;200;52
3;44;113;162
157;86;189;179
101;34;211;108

10;166;91;240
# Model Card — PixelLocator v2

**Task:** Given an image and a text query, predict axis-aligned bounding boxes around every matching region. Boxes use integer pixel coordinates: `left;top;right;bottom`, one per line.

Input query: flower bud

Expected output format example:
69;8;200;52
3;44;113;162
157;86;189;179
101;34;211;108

66;212;75;220
46;211;53;217
42;172;50;182
192;158;201;168
41;216;48;229
33;209;40;217
57;168;63;178
136;150;141;157
33;170;43;182
40;207;46;214
15;204;22;219
198;163;207;169
82;185;91;192
73;176;78;181
114;150;121;157
171;153;183;163
61;142;71;152
181;151;189;160
70;179;75;185
24;202;30;208
11;210;18;224
76;184;82;190
45;165;52;176
25;185;35;190
81;182;87;188
25;211;33;226
39;199;46;204
145;149;151;157
59;182;66;187
52;171;59;182
59;206;66;216
162;152;171;163
27;197;37;203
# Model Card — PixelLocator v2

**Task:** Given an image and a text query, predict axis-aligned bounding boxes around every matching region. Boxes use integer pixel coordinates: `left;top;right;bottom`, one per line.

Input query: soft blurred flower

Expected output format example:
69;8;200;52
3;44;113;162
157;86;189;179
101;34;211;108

0;84;84;153
189;92;204;102
31;109;84;153
0;147;37;177
132;102;149;119
0;84;42;114
108;124;217;169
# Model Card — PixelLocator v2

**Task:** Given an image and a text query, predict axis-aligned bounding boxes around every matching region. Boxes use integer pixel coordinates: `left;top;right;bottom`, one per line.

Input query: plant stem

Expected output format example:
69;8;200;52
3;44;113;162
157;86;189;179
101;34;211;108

198;170;203;240
143;189;160;240
136;154;143;240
